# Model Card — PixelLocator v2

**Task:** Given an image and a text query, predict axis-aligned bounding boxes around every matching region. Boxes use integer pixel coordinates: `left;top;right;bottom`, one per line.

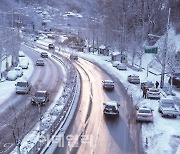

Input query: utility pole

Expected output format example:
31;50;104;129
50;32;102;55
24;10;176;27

160;8;171;88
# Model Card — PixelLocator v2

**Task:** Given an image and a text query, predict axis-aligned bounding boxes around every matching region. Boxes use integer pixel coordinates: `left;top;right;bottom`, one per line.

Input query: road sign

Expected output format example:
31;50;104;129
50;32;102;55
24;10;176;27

145;47;158;54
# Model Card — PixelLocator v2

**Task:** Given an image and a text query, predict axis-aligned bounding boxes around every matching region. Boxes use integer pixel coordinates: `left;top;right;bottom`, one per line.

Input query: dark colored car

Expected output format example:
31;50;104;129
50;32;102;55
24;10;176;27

103;101;120;116
31;91;49;105
141;81;154;90
48;44;55;50
41;52;48;58
168;73;180;88
36;59;45;66
70;54;78;60
102;80;114;90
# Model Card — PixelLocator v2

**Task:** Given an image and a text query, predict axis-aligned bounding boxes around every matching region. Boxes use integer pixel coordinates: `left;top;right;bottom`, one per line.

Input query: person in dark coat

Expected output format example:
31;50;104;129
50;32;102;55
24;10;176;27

143;86;148;98
155;81;159;88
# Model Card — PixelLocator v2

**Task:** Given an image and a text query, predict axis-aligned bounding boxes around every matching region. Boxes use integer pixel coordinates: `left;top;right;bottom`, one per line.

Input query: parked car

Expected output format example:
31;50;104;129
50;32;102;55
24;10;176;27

158;98;179;118
103;101;120;116
102;80;114;90
19;59;29;69
36;59;44;66
48;43;55;49
127;74;140;84
41;52;48;58
141;81;154;90
19;51;25;57
117;63;127;70
31;91;49;105
6;70;18;81
15;80;31;94
136;106;154;122
147;88;161;99
112;61;121;67
70;54;78;60
168;73;180;88
14;67;23;77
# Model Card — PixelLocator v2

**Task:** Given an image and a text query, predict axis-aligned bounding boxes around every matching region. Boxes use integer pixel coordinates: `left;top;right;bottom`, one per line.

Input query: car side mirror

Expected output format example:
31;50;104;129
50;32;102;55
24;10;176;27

103;103;106;105
118;104;120;107
151;109;154;111
102;81;104;83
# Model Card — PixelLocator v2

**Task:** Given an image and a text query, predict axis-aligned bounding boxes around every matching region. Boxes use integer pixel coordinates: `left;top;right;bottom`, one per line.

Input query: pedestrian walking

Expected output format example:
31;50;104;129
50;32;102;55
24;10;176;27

143;86;148;99
155;81;159;88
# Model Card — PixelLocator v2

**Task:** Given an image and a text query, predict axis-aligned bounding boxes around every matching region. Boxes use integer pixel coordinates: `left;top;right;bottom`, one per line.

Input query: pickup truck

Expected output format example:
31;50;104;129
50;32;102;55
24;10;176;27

158;98;179;118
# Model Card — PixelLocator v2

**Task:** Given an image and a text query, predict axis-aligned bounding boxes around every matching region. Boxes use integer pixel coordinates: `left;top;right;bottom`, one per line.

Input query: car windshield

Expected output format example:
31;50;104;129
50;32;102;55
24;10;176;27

35;92;45;97
105;81;113;84
162;99;173;104
150;89;159;92
146;82;153;86
139;109;151;113
17;82;27;87
162;104;174;108
105;105;116;110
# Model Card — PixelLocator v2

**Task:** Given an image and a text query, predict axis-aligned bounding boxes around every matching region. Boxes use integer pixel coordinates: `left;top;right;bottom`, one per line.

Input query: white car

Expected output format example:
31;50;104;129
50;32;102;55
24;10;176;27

117;63;127;70
147;88;161;99
14;67;23;77
19;59;29;69
112;61;121;67
103;101;120;116
6;70;18;81
19;51;25;57
136;106;154;122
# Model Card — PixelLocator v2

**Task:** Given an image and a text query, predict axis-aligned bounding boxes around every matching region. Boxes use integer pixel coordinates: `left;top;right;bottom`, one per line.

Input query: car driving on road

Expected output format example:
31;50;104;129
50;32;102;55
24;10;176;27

36;59;45;66
41;52;48;58
15;80;31;94
103;101;120;116
102;80;114;90
136;106;154;122
158;98;179;118
31;91;49;105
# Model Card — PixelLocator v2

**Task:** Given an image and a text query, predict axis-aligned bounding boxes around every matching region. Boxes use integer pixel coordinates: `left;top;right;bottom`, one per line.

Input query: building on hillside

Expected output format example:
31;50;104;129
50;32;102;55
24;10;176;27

99;45;109;56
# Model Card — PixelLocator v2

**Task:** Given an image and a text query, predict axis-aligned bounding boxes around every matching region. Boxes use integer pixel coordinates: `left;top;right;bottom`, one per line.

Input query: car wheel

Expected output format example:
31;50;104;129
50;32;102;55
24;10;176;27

173;115;177;118
158;108;161;113
161;114;164;117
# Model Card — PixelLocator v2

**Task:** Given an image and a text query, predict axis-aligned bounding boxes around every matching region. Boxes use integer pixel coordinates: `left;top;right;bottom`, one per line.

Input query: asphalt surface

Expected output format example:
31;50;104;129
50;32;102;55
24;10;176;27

0;45;64;153
54;58;137;154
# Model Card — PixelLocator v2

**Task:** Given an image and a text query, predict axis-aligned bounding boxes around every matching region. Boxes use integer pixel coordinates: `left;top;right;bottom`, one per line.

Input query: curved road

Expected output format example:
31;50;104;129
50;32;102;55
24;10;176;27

0;45;65;153
54;58;137;154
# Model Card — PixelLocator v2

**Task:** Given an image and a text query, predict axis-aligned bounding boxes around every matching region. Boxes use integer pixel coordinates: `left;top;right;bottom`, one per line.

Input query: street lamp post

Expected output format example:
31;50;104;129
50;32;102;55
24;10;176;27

148;8;171;88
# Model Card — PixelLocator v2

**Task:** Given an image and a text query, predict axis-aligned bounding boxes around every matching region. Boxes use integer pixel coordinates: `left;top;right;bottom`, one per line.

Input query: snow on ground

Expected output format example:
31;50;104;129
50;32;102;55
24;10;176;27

59;46;180;154
0;54;34;105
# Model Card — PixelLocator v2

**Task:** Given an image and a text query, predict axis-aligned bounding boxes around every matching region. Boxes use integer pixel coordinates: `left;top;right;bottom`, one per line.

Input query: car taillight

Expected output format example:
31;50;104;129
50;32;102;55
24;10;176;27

148;114;152;117
137;113;141;116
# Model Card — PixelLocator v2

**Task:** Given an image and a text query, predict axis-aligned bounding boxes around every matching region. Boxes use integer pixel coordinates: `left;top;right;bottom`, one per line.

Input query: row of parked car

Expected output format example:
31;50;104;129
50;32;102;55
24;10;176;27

112;61;127;70
6;51;29;81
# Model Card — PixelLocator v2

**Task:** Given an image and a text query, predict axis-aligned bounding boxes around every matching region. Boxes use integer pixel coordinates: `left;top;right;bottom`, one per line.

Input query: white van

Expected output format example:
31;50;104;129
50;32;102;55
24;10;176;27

15;81;31;94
